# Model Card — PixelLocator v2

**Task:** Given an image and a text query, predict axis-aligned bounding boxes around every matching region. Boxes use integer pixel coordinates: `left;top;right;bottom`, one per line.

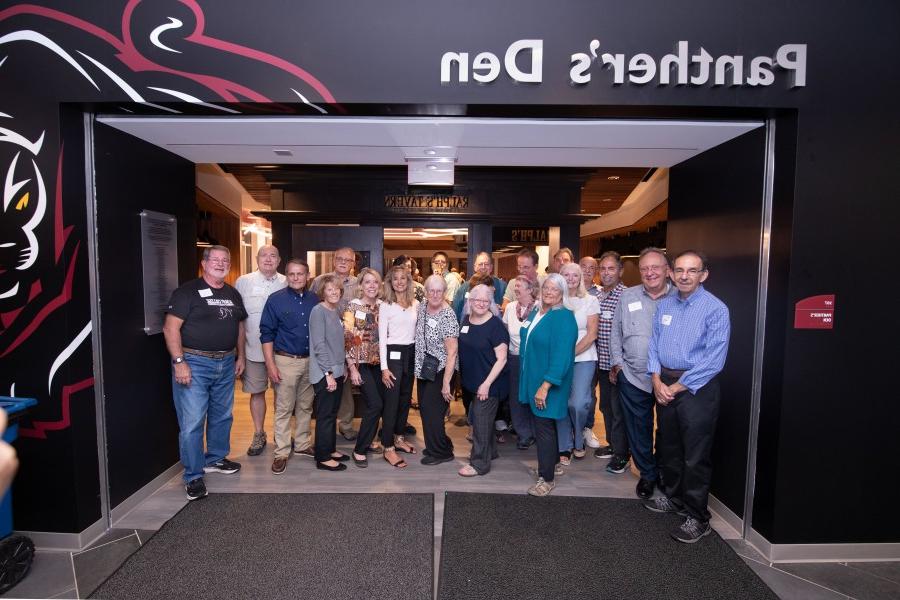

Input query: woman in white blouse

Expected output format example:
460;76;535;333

502;275;539;450
557;262;600;464
378;265;419;468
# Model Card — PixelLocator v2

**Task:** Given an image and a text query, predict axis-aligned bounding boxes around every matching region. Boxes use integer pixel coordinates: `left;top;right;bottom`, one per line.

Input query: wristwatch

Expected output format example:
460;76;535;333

172;356;185;365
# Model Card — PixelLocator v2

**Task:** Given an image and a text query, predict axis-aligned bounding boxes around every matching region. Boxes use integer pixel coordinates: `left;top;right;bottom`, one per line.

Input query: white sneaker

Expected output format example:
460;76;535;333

495;419;509;431
583;427;601;448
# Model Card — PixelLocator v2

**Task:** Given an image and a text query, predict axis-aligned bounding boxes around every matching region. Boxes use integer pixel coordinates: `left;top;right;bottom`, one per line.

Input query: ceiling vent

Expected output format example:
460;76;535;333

273;149;293;157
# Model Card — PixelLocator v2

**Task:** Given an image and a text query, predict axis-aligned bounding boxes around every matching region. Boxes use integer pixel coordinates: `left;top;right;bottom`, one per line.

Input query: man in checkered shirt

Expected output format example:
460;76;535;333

594;251;630;476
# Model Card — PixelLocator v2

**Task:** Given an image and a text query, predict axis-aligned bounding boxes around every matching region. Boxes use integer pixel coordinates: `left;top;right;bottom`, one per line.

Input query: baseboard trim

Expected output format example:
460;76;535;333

110;462;182;525
708;494;743;535
748;529;900;563
15;462;181;552
17;517;107;552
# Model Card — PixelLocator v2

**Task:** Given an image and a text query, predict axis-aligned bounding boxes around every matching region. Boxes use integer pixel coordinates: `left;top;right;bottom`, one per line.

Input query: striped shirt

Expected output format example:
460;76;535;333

596;282;627;370
647;285;730;394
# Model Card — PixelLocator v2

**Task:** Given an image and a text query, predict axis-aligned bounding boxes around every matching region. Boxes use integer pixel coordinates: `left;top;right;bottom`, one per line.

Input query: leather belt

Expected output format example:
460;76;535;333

183;347;235;359
661;366;686;379
275;350;309;359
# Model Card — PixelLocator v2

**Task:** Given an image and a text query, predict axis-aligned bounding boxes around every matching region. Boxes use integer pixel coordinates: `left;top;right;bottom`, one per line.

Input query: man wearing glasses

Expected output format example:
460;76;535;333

312;247;359;440
164;245;247;501
609;247;674;500
431;251;460;304
643;250;730;544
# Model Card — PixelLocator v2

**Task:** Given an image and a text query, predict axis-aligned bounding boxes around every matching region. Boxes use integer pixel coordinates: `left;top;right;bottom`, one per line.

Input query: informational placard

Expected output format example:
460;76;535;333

140;210;178;335
793;294;835;329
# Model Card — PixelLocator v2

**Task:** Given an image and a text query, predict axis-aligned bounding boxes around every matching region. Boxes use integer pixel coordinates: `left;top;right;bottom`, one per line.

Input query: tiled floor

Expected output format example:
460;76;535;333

4;392;898;599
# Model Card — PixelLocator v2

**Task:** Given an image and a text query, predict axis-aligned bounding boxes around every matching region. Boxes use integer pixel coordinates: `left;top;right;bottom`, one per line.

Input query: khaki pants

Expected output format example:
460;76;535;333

273;354;314;458
337;378;355;432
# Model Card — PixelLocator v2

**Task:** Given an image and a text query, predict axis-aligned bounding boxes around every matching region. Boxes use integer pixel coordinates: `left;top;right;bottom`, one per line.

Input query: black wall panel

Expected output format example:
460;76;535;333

93;123;194;508
667;127;767;519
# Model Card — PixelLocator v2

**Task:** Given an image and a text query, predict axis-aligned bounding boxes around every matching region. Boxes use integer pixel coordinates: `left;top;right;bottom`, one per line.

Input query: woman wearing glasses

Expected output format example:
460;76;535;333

456;284;509;477
414;275;459;465
379;265;419;468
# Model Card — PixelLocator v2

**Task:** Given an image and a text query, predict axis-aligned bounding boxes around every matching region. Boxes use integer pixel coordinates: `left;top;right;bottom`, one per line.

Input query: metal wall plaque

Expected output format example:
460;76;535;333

140;210;178;335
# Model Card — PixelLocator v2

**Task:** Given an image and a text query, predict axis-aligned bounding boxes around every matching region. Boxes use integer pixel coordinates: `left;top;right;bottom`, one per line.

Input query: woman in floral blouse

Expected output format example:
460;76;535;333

344;268;384;468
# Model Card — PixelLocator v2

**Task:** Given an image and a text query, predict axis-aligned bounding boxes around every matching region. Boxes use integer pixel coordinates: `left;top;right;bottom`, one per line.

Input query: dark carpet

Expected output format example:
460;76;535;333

91;493;433;600
437;492;777;600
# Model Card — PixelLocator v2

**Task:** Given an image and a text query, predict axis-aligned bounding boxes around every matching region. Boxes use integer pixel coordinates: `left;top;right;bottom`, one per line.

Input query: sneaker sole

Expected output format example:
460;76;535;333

644;503;688;516
671;526;712;544
186;490;208;501
593;453;613;459
203;466;240;474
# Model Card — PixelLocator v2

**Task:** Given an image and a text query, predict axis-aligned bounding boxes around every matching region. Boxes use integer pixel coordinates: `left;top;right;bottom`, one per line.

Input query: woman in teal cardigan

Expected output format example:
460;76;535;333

518;273;578;496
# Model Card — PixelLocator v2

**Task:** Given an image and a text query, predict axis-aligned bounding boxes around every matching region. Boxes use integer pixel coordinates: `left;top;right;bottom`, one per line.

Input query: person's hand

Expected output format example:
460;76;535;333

441;382;453;402
349;367;362;386
534;385;548;410
174;362;192;386
382;369;396;389
477;382;490;401
609;365;621;384
234;356;245;378
0;410;19;497
325;373;337;392
652;378;675;405
267;364;282;385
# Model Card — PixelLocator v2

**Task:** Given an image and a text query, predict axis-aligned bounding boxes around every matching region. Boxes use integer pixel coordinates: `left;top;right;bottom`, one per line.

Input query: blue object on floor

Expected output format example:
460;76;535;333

0;396;37;595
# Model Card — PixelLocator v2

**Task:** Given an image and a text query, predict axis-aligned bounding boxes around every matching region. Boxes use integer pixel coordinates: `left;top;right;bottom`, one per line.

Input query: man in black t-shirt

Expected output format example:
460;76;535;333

163;245;247;501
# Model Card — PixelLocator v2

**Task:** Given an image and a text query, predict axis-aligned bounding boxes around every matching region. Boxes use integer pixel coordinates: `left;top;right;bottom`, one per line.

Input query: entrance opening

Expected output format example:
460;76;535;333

90;114;769;543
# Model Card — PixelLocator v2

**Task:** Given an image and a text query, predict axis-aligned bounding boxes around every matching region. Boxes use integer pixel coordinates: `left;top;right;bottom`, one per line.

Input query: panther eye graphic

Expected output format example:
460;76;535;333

15;192;28;210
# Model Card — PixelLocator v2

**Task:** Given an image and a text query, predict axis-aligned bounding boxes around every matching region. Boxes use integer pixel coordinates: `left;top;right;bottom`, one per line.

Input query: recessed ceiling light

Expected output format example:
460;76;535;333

256;165;279;169
424;148;437;155
607;175;620;180
603;198;613;202
426;164;438;170
273;149;293;156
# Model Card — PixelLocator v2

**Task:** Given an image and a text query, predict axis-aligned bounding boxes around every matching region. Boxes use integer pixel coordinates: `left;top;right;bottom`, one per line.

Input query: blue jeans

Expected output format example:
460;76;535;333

555;361;596;452
172;353;236;483
617;372;657;481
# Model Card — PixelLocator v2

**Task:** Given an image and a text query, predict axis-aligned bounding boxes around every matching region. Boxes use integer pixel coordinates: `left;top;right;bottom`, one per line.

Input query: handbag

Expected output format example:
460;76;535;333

419;308;440;382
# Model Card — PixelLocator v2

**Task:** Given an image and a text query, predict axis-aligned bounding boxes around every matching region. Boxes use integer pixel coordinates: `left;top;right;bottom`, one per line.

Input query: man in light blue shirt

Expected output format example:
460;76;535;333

643;250;730;544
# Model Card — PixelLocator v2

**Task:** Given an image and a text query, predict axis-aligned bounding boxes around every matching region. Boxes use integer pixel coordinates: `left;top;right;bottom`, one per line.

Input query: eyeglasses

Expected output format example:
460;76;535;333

471;299;491;305
639;264;666;273
426;288;444;295
673;268;705;276
334;256;354;264
206;257;230;264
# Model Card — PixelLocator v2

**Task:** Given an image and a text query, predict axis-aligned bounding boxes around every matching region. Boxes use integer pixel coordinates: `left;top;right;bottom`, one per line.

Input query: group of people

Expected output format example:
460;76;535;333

163;241;730;544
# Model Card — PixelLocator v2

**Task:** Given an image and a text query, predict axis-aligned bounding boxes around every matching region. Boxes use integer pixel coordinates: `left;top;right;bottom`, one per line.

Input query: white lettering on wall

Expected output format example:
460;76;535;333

441;39;543;84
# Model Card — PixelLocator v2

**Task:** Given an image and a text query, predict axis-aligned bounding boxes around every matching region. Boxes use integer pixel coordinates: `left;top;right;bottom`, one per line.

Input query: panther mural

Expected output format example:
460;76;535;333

0;0;335;531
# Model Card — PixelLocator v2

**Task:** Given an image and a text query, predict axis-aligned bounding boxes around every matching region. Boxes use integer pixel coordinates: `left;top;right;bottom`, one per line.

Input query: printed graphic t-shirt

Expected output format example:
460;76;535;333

166;278;247;351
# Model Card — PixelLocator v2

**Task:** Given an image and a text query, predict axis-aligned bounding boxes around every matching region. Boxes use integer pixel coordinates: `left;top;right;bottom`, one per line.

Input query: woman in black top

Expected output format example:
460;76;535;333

457;284;509;476
414;275;460;465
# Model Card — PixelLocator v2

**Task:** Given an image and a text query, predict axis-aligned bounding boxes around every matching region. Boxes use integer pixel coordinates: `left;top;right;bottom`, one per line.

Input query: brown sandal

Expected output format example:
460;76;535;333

384;449;407;469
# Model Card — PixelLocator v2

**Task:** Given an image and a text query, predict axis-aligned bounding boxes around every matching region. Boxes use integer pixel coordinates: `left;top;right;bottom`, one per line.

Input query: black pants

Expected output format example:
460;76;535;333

656;374;720;522
598;368;630;459
464;390;499;474
313;376;345;463
418;371;454;460
382;343;414;447
534;415;559;482
353;363;386;456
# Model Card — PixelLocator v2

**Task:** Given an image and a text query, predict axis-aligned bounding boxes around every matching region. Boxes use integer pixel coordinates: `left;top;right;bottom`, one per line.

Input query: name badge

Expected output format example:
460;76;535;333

522;321;531;328
601;310;613;320
198;288;213;298
355;310;367;320
628;301;642;312
252;286;264;295
389;351;401;360
661;314;673;326
460;325;470;334
427;318;438;328
464;292;470;299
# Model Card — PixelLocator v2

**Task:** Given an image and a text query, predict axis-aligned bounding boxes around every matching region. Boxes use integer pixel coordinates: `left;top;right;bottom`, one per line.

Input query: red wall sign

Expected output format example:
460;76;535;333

794;294;835;329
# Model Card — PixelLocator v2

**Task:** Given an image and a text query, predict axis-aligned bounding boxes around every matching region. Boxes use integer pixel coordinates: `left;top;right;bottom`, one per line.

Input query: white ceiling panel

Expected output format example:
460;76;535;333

96;116;762;167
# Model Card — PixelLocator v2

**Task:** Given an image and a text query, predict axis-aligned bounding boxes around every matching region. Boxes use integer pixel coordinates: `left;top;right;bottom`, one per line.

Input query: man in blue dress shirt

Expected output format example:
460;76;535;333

644;250;730;544
260;259;320;475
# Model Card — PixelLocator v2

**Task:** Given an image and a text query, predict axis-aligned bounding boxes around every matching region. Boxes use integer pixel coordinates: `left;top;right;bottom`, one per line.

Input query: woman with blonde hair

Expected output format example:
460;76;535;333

556;262;600;464
502;274;539;449
378;265;419;467
344;268;385;467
